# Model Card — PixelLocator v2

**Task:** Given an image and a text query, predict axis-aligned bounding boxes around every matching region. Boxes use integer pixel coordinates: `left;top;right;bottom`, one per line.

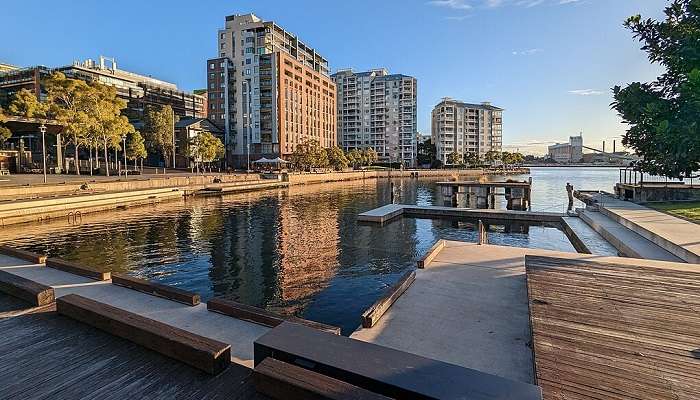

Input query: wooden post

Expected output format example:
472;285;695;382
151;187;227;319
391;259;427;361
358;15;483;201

478;220;488;245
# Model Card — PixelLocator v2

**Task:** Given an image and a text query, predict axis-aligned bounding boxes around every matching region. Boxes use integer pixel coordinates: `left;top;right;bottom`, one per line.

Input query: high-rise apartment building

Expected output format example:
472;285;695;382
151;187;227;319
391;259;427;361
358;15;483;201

431;98;503;164
207;13;336;167
331;69;417;167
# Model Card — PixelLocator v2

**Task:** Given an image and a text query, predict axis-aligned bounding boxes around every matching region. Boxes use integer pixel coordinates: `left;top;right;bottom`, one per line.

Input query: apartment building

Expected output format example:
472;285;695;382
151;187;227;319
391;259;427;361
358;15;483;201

0;56;206;124
332;68;417;167
207;13;336;167
431;98;503;164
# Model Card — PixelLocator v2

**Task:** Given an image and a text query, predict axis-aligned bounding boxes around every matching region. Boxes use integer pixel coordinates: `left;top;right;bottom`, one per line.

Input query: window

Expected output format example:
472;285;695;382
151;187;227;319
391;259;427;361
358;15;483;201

209;63;215;70
245;68;251;75
220;43;225;49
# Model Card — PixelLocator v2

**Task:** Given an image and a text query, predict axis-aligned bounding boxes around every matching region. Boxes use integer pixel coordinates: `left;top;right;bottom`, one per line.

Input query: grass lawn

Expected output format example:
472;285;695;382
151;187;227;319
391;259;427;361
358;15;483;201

649;201;700;222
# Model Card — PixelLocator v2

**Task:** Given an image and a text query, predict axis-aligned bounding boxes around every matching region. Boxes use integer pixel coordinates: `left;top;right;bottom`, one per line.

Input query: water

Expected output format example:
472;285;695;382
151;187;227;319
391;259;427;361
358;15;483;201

1;167;621;334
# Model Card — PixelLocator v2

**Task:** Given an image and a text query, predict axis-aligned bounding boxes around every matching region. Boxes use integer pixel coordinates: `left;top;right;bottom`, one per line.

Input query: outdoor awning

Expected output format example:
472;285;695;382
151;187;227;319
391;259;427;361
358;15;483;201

252;157;273;164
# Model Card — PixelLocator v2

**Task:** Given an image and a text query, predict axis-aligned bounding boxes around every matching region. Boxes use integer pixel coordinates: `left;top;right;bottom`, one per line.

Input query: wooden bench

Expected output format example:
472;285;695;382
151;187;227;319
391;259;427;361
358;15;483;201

0;245;47;264
46;258;111;281
208;298;341;335
254;357;390;400
57;294;231;375
255;322;542;400
416;239;446;269
111;273;200;306
0;270;54;306
360;270;415;328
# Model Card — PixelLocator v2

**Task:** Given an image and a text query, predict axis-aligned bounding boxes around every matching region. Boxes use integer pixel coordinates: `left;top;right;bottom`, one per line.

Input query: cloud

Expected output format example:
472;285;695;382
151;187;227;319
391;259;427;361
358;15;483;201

427;0;472;10
568;89;606;96
559;0;580;4
445;15;470;20
512;48;543;56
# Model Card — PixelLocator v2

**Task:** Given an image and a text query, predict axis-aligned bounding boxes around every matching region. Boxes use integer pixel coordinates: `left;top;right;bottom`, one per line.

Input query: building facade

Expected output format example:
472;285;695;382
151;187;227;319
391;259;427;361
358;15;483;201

431;98;503;164
331;68;417;167
548;135;583;163
0;57;206;125
206;13;336;167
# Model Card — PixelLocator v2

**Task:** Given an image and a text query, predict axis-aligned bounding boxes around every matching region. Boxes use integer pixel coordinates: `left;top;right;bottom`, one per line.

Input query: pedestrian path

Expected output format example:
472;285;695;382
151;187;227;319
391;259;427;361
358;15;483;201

599;197;700;263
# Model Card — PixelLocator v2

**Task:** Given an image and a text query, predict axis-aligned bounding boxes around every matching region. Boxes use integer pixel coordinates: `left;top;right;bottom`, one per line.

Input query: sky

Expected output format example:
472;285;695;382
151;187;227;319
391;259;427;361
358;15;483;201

2;0;668;155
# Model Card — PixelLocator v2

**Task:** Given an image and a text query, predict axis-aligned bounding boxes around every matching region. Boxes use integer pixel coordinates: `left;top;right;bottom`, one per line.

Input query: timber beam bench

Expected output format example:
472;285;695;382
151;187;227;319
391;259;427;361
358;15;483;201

57;294;231;375
361;270;415;328
208;298;341;335
0;246;47;264
254;357;391;400
416;239;446;269
255;322;542;400
0;270;54;306
112;273;200;306
46;258;111;281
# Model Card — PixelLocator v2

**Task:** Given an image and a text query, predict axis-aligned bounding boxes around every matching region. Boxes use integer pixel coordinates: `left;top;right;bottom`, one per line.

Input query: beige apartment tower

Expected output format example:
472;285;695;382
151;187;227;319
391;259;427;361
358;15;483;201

332;68;417;167
431;98;503;164
207;13;336;167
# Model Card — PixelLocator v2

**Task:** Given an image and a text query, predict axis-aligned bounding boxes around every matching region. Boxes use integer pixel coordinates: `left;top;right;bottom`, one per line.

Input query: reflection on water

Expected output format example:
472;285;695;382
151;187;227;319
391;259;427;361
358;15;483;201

1;167;619;334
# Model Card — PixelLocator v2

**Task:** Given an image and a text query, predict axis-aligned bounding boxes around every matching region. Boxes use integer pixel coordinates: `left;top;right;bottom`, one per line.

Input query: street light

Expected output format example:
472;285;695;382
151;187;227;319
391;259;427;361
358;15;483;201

122;134;127;178
39;124;47;183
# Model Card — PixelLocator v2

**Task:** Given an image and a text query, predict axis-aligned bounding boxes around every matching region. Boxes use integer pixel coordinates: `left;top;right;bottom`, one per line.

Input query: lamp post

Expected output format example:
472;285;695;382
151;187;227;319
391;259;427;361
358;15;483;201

122;134;127;178
39;124;47;183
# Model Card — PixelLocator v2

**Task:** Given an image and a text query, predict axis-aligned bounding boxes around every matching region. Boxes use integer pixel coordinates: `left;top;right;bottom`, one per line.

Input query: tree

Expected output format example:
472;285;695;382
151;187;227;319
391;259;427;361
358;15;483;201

189;131;224;171
326;145;348;171
361;148;378;166
0;107;10;147
417;138;437;166
126;130;147;170
463;152;481;168
484;150;501;165
346;148;362;169
446;151;462;166
612;0;700;178
7;89;47;119
142;105;176;168
44;72;92;175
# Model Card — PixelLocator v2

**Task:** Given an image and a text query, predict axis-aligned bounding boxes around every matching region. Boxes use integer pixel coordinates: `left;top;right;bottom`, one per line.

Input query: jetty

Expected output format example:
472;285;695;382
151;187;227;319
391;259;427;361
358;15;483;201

351;241;700;400
0;246;542;399
436;180;532;210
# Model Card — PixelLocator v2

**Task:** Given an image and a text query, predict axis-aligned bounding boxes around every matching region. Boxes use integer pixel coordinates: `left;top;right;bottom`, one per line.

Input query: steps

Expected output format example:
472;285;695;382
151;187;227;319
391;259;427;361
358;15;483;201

578;210;682;262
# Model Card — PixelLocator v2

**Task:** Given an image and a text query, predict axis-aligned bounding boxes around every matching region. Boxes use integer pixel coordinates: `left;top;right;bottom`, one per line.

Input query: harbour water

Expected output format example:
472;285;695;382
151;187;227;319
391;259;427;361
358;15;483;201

2;167;621;333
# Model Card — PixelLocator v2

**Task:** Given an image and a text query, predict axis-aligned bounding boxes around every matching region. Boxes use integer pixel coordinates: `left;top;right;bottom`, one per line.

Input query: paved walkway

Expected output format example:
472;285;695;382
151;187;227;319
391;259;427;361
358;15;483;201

0;254;269;367
599;197;700;263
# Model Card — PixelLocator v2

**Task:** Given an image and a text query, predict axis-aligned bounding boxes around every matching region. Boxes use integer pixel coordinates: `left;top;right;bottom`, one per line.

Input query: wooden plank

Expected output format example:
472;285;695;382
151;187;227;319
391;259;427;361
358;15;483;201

46;258;110;281
360;270;415;328
0;245;47;264
255;322;543;400
254;357;391;400
416;239;445;269
111;273;200;306
56;294;231;375
524;255;700;400
0;270;54;306
207;298;341;335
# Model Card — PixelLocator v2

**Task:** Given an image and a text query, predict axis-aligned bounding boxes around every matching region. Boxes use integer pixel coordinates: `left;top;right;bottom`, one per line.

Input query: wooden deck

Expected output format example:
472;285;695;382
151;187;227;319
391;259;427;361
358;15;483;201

525;255;700;400
0;295;268;400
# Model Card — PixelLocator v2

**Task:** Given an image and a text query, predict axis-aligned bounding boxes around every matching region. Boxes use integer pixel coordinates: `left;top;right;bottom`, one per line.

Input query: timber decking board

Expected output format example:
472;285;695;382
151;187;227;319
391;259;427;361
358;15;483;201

0;245;47;263
0;294;269;400
46;258;111;280
111;273;201;306
525;255;700;400
57;294;231;375
254;357;391;400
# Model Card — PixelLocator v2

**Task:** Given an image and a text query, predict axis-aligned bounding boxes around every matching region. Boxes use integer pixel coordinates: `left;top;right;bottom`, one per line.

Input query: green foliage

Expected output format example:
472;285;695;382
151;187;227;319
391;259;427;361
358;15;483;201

142;105;176;164
346;148;362;168
612;0;700;178
361;148;378;166
7;88;47;118
326;145;349;171
0;126;11;146
290;139;328;170
417;138;436;166
189;131;224;163
463;152;481;167
484;150;501;164
126;130;147;160
446;151;462;165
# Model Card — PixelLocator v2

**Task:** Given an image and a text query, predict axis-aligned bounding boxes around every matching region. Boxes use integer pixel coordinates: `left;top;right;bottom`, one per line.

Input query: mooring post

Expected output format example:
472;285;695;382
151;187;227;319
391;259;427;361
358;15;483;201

478;220;488;245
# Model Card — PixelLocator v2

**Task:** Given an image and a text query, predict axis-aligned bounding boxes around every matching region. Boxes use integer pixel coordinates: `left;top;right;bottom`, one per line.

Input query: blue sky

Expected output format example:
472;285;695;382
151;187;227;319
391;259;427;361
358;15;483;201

2;0;666;154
